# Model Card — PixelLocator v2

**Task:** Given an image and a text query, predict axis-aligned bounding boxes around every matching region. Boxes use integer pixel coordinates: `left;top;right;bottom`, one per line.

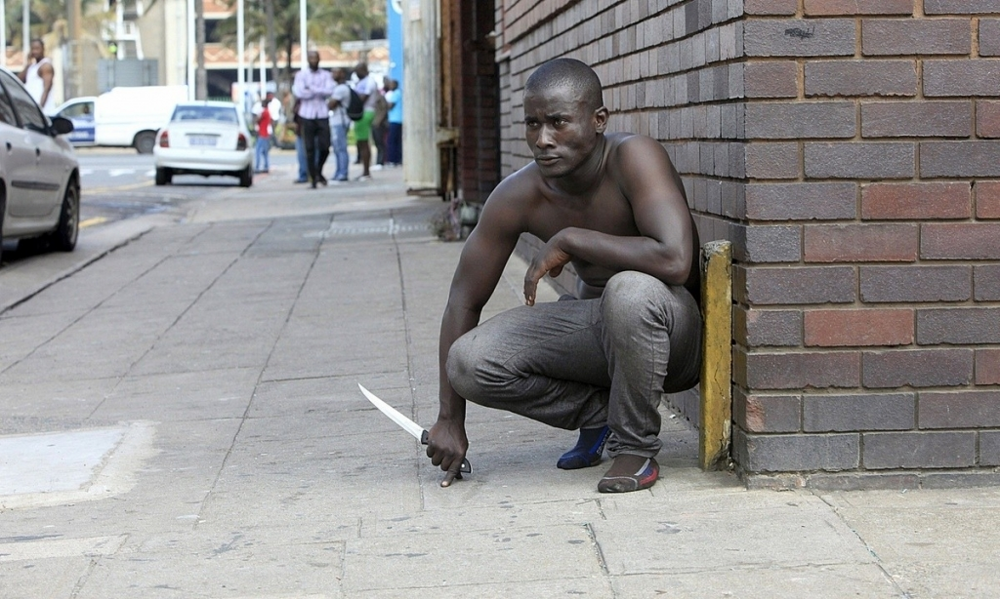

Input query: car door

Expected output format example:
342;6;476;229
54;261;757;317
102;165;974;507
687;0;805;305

0;74;38;221
56;98;96;145
0;70;65;218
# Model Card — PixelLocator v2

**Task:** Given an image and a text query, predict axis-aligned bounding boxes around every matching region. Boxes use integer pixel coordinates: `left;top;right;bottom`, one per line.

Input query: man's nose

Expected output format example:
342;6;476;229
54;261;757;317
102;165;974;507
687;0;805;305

535;126;555;148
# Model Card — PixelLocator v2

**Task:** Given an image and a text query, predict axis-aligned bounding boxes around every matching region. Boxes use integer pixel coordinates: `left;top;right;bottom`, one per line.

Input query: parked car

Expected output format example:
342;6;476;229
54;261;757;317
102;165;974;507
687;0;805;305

153;102;253;187
0;68;80;265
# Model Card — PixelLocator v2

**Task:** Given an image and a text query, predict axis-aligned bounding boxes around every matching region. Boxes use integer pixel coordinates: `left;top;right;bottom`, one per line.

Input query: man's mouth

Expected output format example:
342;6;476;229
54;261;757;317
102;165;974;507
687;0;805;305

536;155;559;165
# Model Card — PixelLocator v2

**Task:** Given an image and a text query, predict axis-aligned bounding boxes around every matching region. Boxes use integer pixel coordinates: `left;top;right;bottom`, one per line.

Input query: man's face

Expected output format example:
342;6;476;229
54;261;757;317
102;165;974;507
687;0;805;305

333;68;346;83
30;41;44;61
355;64;368;79
523;83;605;178
307;51;320;70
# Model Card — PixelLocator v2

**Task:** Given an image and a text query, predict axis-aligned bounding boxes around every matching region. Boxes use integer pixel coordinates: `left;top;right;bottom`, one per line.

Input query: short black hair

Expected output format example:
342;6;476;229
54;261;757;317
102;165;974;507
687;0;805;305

524;58;603;111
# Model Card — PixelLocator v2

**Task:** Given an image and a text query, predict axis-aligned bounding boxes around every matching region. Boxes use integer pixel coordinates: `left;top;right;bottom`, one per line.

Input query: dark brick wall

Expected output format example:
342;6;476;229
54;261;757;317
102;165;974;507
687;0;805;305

496;0;1000;487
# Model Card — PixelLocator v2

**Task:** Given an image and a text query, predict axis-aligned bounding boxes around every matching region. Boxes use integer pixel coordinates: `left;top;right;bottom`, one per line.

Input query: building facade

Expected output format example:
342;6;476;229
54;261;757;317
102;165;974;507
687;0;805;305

472;0;1000;488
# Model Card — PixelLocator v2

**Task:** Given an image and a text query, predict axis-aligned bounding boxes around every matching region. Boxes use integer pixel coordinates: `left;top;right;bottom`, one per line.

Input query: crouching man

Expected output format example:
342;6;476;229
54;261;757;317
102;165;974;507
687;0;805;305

427;58;702;493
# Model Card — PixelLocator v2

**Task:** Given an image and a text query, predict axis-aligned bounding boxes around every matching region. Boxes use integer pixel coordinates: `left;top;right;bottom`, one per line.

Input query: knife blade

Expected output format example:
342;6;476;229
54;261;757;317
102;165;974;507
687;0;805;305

358;383;472;474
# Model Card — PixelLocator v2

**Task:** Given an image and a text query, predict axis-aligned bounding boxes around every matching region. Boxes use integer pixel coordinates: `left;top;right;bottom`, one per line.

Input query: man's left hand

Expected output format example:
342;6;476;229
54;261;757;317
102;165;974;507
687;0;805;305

524;236;571;306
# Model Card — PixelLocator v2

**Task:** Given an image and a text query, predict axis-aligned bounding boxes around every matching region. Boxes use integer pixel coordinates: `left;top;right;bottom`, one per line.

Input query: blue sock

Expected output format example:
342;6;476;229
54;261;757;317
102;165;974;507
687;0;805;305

557;426;610;470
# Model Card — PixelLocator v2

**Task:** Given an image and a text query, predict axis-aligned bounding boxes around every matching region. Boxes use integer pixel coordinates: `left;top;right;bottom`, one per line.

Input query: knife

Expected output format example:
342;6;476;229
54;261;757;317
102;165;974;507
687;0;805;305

358;383;473;475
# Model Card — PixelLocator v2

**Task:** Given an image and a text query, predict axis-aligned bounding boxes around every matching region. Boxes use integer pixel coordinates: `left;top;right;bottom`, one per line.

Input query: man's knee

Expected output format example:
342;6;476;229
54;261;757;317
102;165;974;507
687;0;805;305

445;334;480;399
602;271;666;322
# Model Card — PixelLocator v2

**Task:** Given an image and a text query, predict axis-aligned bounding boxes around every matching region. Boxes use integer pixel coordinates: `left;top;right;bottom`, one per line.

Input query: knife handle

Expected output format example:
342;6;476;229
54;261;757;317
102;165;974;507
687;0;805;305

420;430;473;475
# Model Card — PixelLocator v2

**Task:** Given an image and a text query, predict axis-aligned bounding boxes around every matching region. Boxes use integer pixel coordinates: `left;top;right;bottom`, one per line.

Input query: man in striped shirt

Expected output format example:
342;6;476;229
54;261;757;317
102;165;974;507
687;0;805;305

292;51;335;188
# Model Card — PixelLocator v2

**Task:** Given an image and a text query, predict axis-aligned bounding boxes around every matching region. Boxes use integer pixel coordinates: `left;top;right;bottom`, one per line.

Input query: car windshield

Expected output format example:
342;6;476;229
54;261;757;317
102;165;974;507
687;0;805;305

171;105;238;123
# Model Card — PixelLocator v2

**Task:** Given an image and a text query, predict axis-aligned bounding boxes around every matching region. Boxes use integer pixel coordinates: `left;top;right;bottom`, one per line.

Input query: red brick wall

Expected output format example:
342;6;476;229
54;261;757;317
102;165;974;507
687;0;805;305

496;0;1000;488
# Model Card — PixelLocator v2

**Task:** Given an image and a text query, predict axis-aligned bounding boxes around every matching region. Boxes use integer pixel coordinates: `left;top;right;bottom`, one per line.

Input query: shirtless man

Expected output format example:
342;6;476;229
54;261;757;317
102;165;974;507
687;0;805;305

426;58;702;494
19;38;55;114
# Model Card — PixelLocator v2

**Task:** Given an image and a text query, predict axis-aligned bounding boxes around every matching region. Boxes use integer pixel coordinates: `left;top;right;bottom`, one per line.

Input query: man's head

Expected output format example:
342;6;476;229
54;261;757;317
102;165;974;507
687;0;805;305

265;91;274;102
307;50;320;71
355;63;369;79
522;58;608;178
387;78;399;91
333;67;348;83
29;39;45;61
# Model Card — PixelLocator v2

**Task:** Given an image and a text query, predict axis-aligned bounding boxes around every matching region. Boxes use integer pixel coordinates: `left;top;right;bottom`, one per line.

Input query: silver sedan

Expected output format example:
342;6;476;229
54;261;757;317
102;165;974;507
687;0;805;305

0;68;80;265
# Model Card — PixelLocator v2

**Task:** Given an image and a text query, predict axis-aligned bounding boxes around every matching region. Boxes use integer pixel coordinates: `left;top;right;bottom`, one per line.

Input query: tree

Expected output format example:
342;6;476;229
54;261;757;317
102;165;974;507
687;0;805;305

214;0;386;85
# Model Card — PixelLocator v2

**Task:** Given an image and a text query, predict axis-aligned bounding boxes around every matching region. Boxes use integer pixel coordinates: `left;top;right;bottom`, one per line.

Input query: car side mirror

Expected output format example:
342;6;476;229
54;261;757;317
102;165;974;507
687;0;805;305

50;116;74;136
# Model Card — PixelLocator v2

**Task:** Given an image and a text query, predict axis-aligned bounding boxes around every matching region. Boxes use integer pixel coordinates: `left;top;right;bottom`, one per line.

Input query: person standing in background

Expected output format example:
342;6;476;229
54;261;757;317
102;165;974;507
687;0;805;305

252;92;275;173
327;67;352;183
384;78;403;167
352;62;378;181
292;50;335;188
370;80;389;171
19;38;55;114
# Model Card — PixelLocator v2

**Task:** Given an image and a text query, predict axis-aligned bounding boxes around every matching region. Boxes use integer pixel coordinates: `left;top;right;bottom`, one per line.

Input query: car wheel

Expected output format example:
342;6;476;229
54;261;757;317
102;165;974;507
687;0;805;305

50;181;80;252
134;131;156;154
155;167;172;186
239;166;253;188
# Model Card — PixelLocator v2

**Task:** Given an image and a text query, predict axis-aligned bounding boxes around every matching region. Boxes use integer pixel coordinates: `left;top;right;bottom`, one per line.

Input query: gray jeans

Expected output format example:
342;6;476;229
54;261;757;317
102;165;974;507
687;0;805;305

447;271;702;458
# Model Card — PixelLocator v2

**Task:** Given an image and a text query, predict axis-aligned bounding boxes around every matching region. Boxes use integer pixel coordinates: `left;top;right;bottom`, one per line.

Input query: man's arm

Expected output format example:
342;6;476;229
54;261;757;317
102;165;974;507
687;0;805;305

523;135;694;304
427;180;526;487
291;73;314;99
38;62;54;108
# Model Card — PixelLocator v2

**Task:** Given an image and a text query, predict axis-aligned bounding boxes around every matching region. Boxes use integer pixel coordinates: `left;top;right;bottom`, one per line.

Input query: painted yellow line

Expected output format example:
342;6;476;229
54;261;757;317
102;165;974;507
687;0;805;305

79;217;108;229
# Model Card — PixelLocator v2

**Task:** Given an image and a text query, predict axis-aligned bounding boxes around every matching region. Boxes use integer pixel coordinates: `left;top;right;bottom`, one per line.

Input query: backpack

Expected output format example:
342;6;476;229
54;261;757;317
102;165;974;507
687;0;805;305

346;88;365;121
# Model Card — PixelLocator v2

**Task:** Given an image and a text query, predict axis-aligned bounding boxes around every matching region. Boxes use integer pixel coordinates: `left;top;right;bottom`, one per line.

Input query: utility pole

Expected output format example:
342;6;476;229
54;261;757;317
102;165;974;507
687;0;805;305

66;0;82;98
195;0;207;99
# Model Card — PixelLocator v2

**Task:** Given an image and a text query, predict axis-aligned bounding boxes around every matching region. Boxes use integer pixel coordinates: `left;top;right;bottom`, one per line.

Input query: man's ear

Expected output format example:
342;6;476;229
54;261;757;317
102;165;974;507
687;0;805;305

594;106;609;133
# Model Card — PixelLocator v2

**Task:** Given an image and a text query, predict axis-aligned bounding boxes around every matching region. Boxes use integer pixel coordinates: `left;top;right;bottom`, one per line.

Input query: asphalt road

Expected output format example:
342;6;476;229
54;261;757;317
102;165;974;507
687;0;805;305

2;146;300;267
76;147;300;227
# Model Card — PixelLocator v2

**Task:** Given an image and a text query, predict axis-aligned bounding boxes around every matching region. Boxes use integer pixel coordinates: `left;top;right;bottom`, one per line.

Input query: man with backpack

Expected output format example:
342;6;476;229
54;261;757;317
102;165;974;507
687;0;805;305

352;62;379;181
327;67;353;183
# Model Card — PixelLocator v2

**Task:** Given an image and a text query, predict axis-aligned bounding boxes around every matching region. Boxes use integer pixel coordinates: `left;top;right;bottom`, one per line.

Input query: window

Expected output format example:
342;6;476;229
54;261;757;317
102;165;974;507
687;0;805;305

60;101;94;119
0;71;47;132
0;82;17;125
170;105;238;123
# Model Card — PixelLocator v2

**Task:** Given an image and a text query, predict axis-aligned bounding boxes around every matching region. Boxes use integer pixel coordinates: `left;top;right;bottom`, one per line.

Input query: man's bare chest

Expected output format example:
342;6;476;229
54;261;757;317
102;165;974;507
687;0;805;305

531;183;640;241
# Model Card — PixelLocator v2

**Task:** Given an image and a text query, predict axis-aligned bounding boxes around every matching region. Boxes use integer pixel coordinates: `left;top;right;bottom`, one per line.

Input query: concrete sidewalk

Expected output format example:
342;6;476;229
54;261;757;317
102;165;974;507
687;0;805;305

1;164;998;598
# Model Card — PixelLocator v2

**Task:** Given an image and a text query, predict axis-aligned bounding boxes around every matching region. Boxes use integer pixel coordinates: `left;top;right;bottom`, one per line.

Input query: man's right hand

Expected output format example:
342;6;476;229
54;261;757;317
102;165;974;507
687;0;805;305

425;418;469;488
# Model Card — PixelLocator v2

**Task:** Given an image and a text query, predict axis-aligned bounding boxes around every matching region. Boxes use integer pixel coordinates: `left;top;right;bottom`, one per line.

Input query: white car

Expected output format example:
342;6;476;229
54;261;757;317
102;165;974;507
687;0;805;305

0;68;80;265
153;101;253;187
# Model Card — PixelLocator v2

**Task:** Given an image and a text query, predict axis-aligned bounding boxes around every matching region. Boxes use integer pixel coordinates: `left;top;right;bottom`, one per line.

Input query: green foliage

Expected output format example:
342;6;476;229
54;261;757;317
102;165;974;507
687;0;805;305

213;0;386;85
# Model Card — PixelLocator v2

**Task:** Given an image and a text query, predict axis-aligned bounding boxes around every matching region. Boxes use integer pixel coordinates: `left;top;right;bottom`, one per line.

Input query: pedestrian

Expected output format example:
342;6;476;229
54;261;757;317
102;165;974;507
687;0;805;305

327;67;352;183
370;81;389;171
288;95;309;184
352;63;378;181
252;92;276;173
425;58;702;494
18;38;55;114
384;78;403;167
292;50;335;188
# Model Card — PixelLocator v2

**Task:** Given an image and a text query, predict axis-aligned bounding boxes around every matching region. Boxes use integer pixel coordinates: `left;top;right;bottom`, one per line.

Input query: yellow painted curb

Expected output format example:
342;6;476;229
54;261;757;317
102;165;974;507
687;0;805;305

699;240;733;470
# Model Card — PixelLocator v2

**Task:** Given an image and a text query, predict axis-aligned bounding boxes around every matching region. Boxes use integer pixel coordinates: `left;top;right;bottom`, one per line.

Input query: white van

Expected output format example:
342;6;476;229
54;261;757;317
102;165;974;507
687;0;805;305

53;85;189;154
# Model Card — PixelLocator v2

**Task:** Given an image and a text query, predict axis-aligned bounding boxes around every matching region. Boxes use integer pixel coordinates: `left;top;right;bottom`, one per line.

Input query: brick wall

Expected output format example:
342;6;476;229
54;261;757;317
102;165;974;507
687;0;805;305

495;0;1000;488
